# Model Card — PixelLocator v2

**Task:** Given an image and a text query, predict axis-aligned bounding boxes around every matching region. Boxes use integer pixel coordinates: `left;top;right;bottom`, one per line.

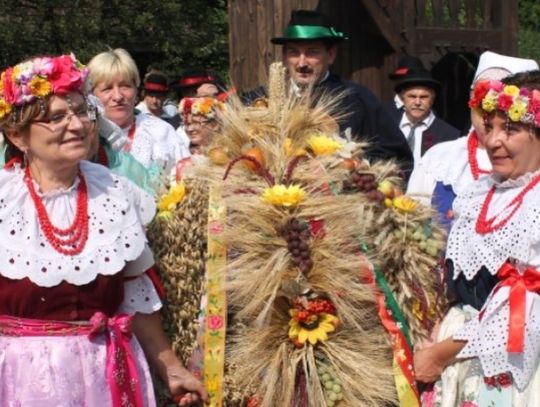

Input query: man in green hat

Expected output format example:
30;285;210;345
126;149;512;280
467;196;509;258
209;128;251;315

270;10;413;175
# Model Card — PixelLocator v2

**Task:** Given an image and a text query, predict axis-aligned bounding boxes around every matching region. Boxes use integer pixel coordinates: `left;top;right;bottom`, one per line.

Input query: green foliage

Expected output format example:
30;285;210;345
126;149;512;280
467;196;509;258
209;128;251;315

0;0;228;80
519;0;540;61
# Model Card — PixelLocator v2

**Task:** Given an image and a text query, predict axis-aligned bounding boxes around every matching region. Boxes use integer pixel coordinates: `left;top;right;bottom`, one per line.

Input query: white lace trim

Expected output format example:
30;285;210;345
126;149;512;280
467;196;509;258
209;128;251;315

446;171;540;280
128;114;181;172
454;285;540;390
447;170;540;389
120;273;162;315
0;161;156;287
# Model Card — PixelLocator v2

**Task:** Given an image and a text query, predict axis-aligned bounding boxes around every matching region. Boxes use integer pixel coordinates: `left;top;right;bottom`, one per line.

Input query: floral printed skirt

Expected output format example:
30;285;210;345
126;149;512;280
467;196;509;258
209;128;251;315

0;334;156;406
421;305;540;407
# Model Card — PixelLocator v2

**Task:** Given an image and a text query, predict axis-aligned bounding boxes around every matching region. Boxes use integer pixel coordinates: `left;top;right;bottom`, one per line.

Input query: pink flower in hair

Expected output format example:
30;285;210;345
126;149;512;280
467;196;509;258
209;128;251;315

49;55;86;95
33;57;54;76
490;80;504;92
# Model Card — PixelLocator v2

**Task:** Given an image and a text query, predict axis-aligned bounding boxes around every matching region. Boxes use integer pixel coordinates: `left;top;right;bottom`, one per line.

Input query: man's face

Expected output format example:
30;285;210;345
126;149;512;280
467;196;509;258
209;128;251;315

400;86;435;123
283;41;337;87
143;91;167;116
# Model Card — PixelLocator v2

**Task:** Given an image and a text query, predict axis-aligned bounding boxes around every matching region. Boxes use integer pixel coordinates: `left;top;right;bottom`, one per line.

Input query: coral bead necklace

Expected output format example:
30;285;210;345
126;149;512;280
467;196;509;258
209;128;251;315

468;130;490;180
476;172;540;234
24;166;89;255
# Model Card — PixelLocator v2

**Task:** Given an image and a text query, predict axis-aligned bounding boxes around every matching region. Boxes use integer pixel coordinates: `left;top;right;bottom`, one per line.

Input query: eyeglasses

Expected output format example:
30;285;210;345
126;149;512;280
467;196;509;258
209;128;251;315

32;106;96;133
186;119;212;129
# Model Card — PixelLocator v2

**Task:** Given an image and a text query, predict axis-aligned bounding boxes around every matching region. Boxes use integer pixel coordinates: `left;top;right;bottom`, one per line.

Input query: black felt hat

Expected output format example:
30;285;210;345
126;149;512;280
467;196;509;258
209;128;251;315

271;10;347;45
394;67;441;93
388;56;426;80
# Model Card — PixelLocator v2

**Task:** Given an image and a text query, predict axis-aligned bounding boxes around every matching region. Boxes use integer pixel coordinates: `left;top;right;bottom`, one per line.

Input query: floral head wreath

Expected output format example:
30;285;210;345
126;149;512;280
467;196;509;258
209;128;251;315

178;97;224;120
0;54;89;121
469;79;540;127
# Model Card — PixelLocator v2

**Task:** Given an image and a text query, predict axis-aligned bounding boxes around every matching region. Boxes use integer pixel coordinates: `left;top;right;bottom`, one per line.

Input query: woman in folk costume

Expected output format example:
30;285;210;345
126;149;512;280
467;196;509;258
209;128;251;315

87;48;185;177
149;63;448;406
415;70;540;406
0;54;206;406
407;52;538;230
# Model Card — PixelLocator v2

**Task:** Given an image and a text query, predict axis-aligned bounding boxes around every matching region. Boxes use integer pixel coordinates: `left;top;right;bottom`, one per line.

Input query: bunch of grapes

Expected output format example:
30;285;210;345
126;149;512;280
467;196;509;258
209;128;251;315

317;362;344;406
280;218;313;274
393;223;441;257
343;172;385;202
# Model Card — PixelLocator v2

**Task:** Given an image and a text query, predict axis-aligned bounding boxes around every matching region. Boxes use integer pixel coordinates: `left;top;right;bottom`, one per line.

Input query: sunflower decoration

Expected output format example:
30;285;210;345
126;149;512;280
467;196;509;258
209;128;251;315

288;296;339;346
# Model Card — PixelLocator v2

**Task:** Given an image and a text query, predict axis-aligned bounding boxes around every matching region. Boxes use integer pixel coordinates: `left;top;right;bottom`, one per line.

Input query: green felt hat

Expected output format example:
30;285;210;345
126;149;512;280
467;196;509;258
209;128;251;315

271;10;347;45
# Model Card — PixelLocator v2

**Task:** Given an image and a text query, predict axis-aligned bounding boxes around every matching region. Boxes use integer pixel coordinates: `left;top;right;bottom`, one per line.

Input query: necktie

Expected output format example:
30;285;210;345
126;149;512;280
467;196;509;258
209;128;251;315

407;122;420;154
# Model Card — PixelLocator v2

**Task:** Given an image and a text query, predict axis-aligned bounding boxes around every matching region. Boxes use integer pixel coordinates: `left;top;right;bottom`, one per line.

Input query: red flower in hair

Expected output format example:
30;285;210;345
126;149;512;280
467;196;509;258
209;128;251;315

497;93;514;111
2;67;19;105
49;55;86;95
469;80;490;108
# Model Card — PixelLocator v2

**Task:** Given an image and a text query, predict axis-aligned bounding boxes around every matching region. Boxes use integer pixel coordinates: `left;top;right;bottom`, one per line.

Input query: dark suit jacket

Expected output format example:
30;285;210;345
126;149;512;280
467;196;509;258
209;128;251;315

243;74;414;175
382;99;461;156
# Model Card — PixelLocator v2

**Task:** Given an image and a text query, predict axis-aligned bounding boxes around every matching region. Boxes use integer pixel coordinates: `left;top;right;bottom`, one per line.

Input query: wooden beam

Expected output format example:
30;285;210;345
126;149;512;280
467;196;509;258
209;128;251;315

414;27;504;53
360;0;404;51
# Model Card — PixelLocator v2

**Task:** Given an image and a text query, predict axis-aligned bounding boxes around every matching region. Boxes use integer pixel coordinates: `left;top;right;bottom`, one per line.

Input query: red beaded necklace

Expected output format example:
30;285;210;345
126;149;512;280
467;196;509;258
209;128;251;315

476;172;540;234
468;130;491;180
97;143;109;167
122;121;137;152
24;166;89;255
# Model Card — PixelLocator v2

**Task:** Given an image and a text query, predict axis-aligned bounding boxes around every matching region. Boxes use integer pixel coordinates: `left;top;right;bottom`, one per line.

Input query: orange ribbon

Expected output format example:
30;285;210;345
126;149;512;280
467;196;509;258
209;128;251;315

496;263;540;353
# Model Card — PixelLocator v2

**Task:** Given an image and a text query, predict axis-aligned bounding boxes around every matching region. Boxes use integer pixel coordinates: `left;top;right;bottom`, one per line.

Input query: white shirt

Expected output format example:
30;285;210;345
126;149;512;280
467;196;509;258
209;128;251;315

406;130;491;206
399;110;435;165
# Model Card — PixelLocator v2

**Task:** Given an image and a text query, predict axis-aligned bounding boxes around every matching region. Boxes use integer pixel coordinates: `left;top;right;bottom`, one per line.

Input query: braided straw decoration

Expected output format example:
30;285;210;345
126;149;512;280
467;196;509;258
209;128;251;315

146;180;209;403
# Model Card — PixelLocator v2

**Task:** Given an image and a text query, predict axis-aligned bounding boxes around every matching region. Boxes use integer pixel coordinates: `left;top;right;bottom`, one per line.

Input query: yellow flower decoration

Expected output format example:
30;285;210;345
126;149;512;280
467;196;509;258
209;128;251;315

0;99;12;119
503;85;520;97
481;95;496;112
392;195;418;213
307;134;343;156
157;182;186;213
28;76;52;97
261;184;305;207
288;312;338;345
508;101;527;122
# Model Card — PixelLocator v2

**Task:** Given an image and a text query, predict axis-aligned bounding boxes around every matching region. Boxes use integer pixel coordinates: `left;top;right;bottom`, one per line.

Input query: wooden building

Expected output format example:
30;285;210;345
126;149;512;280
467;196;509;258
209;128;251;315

228;0;519;130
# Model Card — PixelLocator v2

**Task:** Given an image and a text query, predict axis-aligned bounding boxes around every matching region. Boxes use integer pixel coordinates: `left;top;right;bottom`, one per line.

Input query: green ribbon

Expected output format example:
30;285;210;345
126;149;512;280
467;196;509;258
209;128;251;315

283;25;346;40
373;266;413;349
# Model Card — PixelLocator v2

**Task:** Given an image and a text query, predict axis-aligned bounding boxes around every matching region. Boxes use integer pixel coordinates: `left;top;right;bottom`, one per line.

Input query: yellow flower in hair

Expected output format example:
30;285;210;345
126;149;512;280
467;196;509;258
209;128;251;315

508;100;527;122
503;85;520;97
392;195;418;213
28;76;52;97
307;134;343;156
158;182;186;213
261;184;306;207
0;99;12;119
288;312;338;345
481;95;497;112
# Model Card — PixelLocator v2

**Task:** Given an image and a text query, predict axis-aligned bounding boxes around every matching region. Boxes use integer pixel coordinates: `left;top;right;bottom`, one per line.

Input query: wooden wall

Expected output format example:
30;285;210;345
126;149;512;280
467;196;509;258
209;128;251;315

228;0;518;102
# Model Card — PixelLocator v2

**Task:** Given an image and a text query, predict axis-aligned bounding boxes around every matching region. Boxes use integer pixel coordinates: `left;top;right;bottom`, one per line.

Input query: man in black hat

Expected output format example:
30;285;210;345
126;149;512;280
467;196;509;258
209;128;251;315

267;9;413;175
388;66;460;167
384;55;426;118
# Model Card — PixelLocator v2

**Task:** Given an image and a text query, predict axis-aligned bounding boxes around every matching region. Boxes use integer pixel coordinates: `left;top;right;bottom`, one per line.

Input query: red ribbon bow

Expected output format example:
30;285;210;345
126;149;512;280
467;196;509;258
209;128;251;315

496;263;540;353
89;312;145;407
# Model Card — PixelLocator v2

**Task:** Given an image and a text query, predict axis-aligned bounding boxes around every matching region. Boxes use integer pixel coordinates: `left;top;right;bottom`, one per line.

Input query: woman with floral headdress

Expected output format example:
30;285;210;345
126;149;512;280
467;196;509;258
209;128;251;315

172;97;224;182
407;51;538;231
414;71;540;406
0;54;207;406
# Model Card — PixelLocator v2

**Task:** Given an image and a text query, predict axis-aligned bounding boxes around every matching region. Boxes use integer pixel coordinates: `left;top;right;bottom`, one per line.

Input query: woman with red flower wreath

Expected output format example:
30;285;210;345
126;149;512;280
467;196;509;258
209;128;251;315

0;54;207;406
414;71;540;406
407;52;538;231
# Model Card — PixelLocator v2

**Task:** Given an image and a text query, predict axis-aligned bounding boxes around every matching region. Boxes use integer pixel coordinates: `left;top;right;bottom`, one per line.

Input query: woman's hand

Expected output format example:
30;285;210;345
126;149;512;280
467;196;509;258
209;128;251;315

413;337;467;383
168;365;208;406
413;345;446;383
